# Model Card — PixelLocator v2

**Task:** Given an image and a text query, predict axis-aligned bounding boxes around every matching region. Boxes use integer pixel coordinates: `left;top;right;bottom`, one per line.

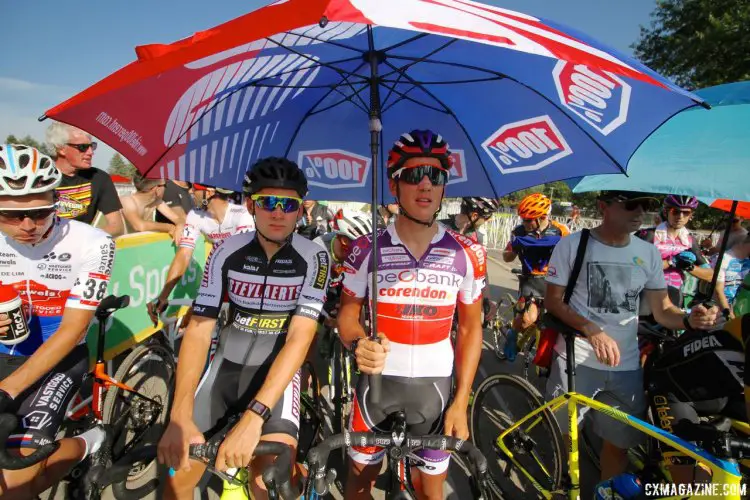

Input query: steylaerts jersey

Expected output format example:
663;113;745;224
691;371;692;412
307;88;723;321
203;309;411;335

179;204;254;250
342;224;486;378
0;219;116;356
507;220;569;276
193;232;329;367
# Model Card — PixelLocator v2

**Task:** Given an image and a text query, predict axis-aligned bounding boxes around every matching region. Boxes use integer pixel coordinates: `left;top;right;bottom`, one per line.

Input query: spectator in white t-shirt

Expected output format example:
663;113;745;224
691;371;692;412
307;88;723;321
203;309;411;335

544;191;719;482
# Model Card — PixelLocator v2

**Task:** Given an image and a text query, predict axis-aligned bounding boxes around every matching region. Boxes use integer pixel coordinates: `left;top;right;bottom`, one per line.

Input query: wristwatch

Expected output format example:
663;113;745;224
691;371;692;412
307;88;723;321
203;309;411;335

247;399;272;422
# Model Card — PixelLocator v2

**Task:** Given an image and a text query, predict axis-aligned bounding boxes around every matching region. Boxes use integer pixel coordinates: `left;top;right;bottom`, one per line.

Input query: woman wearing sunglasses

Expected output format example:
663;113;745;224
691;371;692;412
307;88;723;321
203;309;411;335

337;130;486;499
159;157;330;499
636;195;713;307
0;144;116;499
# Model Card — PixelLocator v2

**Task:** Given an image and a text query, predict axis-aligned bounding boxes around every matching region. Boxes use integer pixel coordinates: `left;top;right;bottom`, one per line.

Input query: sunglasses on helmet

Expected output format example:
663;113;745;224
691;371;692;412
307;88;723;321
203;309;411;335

0;204;57;223
251;194;302;213
393;165;449;186
67;142;98;153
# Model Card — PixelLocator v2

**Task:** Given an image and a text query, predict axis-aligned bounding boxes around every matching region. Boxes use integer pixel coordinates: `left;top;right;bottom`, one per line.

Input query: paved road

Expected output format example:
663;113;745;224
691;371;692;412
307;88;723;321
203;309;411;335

50;253;598;499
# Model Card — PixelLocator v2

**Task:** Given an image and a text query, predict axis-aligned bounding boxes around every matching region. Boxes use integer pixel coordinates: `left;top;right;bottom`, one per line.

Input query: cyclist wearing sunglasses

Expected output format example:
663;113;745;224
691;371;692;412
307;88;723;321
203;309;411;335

313;209;373;328
338;130;486;499
441;197;499;245
0;145;116;499
503;193;569;339
147;184;253;325
45;122;123;237
636;195;712;307
544;190;719;482
159;157;329;499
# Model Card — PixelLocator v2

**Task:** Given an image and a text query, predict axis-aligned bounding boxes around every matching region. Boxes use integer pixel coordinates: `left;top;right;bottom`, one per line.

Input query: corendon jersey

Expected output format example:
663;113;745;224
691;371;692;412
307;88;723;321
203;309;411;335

636;224;707;290
342;224;486;378
0;219;116;356
179;204;254;250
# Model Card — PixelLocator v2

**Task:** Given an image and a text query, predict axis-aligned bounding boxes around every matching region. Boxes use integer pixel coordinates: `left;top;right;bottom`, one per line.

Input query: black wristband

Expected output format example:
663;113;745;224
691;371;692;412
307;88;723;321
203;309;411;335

247;399;271;422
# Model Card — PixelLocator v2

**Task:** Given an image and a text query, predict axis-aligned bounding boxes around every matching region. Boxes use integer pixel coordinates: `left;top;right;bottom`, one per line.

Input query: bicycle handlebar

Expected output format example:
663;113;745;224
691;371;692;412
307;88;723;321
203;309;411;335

673;421;750;460
177;441;298;500
306;432;489;497
0;413;59;470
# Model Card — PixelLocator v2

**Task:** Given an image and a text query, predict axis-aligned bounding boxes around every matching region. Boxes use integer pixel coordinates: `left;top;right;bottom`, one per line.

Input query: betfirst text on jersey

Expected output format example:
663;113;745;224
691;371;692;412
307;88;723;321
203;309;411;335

0;283;30;345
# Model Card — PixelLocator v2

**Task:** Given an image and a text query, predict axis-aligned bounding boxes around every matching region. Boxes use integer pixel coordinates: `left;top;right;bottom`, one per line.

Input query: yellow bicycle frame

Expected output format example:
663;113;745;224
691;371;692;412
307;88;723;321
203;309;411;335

497;392;745;500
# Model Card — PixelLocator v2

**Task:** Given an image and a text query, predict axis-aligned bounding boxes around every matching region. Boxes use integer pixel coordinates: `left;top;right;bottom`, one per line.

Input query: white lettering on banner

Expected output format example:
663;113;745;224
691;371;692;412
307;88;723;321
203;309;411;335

553;61;631;136
482;115;572;174
298;149;372;189
128;262;199;307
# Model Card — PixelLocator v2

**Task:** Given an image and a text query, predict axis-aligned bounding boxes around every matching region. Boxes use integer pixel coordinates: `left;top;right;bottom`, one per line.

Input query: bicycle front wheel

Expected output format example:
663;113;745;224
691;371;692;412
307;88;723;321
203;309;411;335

470;374;564;499
102;340;175;499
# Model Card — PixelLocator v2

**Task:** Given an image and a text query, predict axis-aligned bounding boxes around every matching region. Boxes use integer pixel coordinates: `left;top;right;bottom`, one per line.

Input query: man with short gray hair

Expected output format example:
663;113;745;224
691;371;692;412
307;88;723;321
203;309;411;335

46;122;123;236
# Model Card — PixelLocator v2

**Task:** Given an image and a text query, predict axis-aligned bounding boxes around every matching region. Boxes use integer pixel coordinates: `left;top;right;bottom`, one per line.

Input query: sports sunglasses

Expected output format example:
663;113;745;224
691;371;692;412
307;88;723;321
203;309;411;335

251;194;302;213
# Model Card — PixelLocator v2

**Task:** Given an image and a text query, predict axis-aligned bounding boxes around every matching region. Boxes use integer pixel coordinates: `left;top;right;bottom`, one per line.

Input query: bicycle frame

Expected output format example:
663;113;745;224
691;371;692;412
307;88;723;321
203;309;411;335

497;392;745;499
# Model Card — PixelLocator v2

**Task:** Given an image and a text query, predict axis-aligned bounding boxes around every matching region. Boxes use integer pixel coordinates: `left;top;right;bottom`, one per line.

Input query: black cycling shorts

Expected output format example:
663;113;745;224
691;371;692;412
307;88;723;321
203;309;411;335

193;345;300;439
0;344;88;449
349;374;452;475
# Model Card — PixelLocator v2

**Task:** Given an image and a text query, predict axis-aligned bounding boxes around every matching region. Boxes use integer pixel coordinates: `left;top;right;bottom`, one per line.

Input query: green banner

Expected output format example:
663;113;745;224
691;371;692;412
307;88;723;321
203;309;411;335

85;232;209;361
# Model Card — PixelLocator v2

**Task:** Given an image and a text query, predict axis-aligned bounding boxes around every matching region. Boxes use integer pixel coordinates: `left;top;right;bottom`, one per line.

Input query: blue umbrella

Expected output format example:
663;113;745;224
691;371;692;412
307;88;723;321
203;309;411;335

571;80;750;202
47;0;703;202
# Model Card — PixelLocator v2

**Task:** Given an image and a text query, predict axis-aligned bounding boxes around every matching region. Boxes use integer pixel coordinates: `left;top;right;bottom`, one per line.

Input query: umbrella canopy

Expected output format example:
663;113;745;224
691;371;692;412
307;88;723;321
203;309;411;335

571;80;750;202
700;199;750;219
45;0;701;202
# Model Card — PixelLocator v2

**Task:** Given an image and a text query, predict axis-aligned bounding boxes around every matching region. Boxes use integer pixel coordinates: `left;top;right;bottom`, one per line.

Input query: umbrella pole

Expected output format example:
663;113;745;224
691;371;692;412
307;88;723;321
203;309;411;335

704;200;739;310
366;26;383;404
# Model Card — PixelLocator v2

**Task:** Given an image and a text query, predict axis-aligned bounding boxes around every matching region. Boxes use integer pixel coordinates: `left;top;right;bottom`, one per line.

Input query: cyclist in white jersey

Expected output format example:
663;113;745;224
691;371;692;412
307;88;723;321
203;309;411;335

338;130;485;499
147;184;253;325
0;145;115;499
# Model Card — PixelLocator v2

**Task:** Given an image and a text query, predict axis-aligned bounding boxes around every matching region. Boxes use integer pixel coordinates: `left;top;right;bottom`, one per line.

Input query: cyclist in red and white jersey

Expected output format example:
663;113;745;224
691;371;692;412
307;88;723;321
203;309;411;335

338;130;485;499
0;145;115;499
147;184;254;325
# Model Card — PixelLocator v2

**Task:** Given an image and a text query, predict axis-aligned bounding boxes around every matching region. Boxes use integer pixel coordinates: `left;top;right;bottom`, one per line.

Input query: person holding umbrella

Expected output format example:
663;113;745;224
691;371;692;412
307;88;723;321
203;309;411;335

338;130;485;499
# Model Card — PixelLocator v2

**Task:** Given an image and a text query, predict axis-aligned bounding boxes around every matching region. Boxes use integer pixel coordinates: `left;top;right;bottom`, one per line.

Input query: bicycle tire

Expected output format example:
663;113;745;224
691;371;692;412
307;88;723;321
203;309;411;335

298;361;329;463
102;340;175;499
470;374;564;499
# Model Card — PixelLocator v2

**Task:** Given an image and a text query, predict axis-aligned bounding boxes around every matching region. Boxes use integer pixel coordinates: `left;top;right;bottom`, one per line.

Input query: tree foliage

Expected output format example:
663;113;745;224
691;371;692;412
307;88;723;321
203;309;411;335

634;0;750;89
5;134;55;157
108;153;138;178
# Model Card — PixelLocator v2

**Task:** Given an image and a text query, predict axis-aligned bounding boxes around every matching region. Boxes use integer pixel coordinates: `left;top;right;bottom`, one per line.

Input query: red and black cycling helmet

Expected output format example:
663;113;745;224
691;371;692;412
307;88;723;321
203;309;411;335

386;129;452;180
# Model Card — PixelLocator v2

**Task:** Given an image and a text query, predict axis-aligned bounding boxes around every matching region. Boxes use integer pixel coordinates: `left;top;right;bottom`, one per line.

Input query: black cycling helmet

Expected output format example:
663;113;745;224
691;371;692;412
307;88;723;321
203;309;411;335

461;197;500;219
386;129;452;180
243;157;308;198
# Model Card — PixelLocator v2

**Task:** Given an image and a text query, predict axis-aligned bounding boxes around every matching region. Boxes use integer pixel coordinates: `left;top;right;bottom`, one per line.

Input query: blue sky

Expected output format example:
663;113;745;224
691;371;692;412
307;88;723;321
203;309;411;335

0;0;658;168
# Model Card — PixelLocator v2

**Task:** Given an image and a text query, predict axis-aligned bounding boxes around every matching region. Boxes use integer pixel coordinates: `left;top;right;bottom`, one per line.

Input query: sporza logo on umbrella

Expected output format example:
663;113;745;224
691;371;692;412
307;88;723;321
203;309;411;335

481;115;572;174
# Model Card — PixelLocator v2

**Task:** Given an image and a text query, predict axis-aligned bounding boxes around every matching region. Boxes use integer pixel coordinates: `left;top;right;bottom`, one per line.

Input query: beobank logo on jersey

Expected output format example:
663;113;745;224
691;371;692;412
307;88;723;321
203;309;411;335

553;62;632;136
482;115;572;174
376;269;460;303
447;149;468;185
298;149;372;189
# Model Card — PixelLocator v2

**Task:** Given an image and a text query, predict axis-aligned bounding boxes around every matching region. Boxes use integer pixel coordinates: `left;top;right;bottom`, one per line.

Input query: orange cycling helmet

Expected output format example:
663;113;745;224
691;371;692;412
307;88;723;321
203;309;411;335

517;193;551;220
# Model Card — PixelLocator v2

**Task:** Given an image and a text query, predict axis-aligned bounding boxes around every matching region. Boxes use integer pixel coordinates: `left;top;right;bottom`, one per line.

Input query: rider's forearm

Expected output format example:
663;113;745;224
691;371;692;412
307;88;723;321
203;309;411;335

453;311;482;407
0;327;84;398
252;318;316;410
338;310;367;349
159;249;192;301
652;301;689;330
170;319;213;422
131;219;176;234
689;266;714;282
545;296;602;338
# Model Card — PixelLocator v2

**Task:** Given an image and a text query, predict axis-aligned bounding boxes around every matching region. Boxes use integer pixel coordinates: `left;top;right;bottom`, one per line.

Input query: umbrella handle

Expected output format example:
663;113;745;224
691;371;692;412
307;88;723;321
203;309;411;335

368;335;382;405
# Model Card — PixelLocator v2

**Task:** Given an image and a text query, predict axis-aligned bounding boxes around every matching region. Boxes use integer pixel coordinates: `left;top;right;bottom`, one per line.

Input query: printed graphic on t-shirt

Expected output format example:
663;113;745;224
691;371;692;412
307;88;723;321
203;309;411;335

587;262;641;314
56;183;92;219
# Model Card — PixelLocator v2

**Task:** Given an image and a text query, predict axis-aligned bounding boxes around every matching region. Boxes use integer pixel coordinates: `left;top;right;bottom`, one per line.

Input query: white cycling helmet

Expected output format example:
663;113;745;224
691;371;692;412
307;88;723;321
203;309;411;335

332;208;373;240
0;144;62;196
